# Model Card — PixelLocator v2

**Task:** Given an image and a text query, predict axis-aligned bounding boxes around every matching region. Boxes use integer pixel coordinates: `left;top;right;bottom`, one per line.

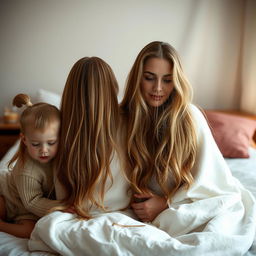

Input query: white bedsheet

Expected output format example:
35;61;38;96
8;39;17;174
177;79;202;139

0;140;256;255
27;178;256;255
226;147;256;256
226;147;256;199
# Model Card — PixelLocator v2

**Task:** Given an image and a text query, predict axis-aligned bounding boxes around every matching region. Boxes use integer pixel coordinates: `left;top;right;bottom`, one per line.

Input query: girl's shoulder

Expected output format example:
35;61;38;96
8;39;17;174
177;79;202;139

18;157;52;177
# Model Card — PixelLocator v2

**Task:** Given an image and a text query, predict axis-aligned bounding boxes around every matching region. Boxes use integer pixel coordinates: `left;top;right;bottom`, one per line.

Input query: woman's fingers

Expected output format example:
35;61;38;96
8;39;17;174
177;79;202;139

131;201;145;209
131;193;168;222
133;210;149;222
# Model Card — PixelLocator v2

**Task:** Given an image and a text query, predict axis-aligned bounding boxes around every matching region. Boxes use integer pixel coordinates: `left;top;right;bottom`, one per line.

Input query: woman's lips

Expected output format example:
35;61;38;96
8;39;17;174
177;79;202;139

150;94;163;101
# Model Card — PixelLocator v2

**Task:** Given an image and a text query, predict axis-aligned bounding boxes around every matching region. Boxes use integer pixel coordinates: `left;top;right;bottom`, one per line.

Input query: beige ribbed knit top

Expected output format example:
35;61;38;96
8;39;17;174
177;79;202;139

7;156;61;218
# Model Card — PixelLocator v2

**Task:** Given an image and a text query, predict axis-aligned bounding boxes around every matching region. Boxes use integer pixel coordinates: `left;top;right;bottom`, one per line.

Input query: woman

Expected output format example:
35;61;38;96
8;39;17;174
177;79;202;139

119;41;256;254
54;56;130;218
120;41;197;222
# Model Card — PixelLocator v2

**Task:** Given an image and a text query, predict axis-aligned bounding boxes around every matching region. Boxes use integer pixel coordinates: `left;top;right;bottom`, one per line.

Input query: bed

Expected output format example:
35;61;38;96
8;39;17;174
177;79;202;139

0;94;256;255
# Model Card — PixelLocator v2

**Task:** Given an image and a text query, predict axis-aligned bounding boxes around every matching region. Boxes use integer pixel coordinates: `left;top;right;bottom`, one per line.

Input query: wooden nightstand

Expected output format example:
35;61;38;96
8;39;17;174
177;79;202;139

0;117;20;160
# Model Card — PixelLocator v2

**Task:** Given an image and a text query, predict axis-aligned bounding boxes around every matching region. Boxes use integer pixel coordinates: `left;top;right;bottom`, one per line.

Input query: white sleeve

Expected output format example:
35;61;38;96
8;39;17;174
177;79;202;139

152;104;256;239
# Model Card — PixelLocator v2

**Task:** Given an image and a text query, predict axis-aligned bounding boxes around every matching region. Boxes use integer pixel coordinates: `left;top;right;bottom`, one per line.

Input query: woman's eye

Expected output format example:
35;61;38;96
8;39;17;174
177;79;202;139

144;76;154;81
163;79;172;83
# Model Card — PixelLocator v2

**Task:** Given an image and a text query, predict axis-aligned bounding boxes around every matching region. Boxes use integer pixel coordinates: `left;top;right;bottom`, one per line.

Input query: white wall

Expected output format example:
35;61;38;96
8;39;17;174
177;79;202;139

0;0;245;115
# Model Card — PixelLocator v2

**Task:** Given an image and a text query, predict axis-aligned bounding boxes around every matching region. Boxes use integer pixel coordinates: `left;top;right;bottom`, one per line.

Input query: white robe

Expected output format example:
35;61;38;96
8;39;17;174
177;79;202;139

28;105;256;256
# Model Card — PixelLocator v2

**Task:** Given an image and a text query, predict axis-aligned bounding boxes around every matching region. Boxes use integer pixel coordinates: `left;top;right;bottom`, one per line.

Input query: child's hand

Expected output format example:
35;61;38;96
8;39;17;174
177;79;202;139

131;193;168;222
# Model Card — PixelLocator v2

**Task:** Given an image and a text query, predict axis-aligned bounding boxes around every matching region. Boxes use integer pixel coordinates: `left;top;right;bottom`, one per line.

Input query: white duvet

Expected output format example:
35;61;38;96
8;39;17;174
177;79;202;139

28;106;256;256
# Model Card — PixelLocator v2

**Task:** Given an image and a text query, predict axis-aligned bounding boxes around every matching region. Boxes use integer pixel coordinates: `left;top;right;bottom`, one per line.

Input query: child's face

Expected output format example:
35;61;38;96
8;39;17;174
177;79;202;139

21;121;60;164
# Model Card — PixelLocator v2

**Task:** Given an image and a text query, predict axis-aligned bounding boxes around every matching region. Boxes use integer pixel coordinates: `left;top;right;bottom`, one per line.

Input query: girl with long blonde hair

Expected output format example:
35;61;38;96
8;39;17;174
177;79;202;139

0;94;61;238
120;41;198;222
118;41;256;255
55;57;130;219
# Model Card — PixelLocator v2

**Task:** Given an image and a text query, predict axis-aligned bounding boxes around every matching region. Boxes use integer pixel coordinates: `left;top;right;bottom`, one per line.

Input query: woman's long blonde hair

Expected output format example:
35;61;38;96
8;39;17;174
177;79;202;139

55;57;119;218
8;94;60;169
120;41;197;202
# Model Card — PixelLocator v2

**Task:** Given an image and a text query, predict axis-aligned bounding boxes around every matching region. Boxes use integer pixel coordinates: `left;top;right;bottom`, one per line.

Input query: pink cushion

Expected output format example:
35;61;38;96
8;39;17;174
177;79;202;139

205;111;256;158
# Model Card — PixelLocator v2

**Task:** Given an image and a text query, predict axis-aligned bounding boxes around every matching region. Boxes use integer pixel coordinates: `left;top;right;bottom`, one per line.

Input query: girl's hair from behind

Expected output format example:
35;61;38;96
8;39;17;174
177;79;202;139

8;94;61;168
120;41;197;203
55;56;119;218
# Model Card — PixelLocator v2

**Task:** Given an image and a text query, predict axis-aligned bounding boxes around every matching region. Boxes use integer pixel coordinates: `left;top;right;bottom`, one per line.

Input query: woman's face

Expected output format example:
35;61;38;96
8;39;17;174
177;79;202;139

141;57;174;107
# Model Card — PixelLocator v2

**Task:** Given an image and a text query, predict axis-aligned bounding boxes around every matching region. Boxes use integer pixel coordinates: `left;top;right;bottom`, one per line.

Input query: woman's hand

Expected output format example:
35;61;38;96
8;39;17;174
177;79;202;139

131;192;168;222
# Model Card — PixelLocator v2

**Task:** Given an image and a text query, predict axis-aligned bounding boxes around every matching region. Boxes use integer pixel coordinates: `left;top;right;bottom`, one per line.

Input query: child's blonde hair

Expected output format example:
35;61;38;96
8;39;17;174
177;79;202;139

55;57;119;218
8;94;61;168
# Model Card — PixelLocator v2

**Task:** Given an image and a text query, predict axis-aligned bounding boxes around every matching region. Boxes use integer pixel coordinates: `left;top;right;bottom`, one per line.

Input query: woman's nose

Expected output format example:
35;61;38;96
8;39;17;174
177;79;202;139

154;79;162;92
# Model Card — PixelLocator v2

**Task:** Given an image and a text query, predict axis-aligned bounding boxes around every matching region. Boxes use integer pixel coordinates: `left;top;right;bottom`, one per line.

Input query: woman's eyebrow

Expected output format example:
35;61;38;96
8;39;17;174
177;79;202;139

143;71;155;75
144;71;173;77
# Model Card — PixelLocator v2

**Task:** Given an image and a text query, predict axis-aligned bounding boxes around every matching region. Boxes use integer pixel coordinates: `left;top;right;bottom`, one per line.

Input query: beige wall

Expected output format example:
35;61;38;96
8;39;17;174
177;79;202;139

0;0;245;115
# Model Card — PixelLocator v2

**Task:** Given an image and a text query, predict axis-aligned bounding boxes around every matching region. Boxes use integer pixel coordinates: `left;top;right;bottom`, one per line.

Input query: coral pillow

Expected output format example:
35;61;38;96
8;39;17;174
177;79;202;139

205;111;256;158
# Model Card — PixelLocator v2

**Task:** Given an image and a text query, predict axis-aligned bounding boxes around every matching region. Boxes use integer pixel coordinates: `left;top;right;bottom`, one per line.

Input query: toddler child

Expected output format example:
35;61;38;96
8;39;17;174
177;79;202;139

0;93;61;238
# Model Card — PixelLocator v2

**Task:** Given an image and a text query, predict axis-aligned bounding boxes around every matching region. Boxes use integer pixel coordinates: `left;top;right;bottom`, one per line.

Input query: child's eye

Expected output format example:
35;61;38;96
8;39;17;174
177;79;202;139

48;141;57;146
31;143;40;147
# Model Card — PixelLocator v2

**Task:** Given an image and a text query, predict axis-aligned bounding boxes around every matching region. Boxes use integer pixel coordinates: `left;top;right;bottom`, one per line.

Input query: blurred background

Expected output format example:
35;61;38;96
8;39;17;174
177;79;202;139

1;0;255;116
